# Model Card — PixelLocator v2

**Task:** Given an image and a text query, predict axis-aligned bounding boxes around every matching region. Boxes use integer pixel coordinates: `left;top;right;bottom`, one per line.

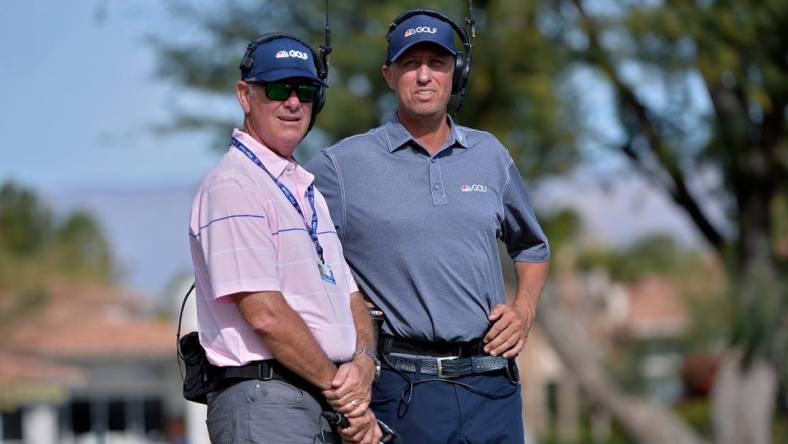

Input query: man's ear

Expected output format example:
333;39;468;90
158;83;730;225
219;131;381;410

236;80;252;114
382;64;395;90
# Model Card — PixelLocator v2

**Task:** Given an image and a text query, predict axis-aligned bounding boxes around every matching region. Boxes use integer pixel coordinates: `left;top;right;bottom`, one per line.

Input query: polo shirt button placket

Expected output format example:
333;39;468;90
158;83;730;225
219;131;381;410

429;156;447;206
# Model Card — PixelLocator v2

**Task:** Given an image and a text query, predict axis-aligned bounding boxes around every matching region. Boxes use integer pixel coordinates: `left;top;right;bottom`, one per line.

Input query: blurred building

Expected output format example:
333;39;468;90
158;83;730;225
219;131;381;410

0;279;183;443
0;264;705;444
515;267;696;443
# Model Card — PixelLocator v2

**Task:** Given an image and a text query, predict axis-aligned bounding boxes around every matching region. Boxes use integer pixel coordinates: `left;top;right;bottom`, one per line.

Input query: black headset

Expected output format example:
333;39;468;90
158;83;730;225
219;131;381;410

386;8;474;113
239;33;329;132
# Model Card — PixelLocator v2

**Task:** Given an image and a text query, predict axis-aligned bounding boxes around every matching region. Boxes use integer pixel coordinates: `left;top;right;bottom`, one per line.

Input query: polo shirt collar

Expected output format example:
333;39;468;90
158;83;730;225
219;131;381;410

384;112;469;153
232;129;311;182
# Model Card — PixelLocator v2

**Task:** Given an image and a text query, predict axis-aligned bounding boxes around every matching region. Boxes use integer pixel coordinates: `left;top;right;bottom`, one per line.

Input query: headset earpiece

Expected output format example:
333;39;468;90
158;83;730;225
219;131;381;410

312;54;327;115
453;52;468;97
239;40;259;72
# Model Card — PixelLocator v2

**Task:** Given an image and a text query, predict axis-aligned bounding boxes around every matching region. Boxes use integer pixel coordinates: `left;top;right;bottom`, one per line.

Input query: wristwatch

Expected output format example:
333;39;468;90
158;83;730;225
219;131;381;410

353;347;381;380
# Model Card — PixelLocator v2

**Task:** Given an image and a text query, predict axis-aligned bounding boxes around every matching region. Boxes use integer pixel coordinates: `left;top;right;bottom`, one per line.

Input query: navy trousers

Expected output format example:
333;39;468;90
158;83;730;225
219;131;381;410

370;367;524;443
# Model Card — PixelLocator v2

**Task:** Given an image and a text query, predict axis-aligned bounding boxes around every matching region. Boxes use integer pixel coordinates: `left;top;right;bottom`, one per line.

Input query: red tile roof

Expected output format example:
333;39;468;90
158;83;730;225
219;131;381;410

0;351;86;408
1;278;175;358
0;351;85;386
623;275;687;338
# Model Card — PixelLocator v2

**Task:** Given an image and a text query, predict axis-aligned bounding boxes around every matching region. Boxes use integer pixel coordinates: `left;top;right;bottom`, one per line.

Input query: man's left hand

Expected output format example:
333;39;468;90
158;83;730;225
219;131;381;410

484;303;535;358
322;356;375;418
337;408;382;444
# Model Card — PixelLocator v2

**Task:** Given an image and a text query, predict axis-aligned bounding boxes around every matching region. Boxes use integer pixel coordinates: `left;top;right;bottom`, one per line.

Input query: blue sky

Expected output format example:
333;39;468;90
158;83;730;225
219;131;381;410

0;1;222;300
0;0;219;192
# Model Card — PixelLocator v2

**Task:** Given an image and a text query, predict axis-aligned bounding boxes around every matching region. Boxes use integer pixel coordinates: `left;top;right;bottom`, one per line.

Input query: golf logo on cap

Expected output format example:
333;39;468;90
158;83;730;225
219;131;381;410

275;49;309;60
404;26;438;38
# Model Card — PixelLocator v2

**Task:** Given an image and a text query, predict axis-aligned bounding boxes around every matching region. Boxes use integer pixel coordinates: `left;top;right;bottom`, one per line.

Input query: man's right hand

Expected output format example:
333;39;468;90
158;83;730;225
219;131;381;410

323;356;375;417
337;409;382;444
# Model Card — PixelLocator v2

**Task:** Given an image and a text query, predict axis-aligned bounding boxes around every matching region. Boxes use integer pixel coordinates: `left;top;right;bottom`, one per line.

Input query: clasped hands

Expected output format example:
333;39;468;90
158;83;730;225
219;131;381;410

323;354;382;443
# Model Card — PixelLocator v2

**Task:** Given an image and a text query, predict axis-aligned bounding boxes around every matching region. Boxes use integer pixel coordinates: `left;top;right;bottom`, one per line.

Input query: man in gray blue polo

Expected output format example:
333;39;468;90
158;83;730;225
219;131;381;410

306;9;549;442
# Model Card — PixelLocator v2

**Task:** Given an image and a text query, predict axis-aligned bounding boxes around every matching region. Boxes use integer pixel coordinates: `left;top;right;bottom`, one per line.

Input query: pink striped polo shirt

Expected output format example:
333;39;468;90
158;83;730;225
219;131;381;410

189;129;358;366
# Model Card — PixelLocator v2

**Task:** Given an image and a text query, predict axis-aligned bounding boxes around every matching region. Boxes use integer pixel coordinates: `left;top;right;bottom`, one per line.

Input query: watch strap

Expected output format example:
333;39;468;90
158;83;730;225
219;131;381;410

352;347;381;380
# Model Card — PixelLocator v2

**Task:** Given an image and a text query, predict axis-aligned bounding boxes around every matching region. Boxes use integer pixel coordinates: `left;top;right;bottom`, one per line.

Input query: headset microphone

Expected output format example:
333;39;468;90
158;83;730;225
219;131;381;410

319;0;332;80
456;0;475;113
466;0;476;41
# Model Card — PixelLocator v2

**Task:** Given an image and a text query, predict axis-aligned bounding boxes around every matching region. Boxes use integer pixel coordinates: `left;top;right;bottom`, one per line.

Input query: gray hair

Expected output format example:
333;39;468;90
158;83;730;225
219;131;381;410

246;81;258;99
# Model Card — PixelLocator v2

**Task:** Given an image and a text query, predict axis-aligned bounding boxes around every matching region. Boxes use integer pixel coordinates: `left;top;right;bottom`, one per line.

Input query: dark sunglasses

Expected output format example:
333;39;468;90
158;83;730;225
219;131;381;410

251;81;321;103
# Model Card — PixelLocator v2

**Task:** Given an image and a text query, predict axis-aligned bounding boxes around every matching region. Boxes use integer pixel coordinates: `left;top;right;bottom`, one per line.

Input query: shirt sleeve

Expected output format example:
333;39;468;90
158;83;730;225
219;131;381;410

193;177;280;301
305;151;346;239
343;260;359;294
500;162;550;262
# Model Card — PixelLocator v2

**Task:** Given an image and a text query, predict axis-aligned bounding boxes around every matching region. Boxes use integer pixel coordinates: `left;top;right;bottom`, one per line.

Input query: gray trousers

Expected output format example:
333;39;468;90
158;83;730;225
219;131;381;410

206;379;339;443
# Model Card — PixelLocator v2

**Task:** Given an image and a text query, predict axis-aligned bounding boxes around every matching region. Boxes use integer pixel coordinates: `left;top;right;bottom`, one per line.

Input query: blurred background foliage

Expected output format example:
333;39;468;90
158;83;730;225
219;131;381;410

150;0;786;442
0;181;116;325
576;234;708;284
1;0;784;442
152;0;579;177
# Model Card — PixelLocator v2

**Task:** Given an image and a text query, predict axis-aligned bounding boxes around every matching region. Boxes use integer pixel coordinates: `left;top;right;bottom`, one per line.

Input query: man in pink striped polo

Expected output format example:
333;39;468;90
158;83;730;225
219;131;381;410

188;34;381;443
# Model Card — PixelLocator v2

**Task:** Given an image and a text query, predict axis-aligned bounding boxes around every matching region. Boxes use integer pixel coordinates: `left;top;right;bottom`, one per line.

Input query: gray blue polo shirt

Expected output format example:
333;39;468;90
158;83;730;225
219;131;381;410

305;114;549;342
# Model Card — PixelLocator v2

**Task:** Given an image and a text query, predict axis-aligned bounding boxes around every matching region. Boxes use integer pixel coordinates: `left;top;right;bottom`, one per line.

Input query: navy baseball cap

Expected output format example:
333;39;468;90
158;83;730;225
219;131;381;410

240;36;326;86
386;13;457;64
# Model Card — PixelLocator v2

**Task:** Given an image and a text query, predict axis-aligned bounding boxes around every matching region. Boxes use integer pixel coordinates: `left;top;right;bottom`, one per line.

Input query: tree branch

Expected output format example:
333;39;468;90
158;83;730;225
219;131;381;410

571;0;726;253
538;295;708;444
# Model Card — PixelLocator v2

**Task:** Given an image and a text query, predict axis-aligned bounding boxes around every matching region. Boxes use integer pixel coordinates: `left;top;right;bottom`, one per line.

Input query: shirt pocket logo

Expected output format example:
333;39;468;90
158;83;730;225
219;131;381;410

460;184;488;193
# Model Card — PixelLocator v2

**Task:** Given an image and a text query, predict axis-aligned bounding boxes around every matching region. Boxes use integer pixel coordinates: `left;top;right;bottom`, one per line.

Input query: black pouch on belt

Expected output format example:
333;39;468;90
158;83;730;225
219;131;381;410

176;283;212;404
179;331;211;404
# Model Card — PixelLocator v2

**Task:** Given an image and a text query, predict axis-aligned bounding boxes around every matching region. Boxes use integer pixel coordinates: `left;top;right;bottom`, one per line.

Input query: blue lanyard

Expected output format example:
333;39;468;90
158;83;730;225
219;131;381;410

231;138;325;263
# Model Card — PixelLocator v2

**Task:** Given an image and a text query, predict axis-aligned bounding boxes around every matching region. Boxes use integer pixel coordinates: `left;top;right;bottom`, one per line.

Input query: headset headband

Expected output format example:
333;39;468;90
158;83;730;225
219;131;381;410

386;9;471;57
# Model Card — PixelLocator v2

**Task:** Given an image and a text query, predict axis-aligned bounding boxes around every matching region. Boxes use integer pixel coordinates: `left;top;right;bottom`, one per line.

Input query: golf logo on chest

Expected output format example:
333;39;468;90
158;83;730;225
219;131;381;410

460;184;487;193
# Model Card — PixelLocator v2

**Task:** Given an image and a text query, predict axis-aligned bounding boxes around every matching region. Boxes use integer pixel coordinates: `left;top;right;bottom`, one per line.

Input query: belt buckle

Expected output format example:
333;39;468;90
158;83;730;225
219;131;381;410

436;356;458;379
258;362;274;380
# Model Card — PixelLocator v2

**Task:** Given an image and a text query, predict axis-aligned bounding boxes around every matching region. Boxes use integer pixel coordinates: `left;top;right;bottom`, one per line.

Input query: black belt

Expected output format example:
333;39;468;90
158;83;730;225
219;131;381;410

385;354;510;379
379;334;485;358
207;359;323;400
378;335;515;380
209;359;291;381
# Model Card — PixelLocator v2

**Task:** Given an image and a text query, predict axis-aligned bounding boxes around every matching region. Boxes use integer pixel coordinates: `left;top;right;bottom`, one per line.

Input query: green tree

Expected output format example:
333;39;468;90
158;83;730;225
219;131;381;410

154;1;787;443
52;212;116;280
0;182;53;256
578;234;709;283
153;0;576;176
553;3;787;444
0;182;117;323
